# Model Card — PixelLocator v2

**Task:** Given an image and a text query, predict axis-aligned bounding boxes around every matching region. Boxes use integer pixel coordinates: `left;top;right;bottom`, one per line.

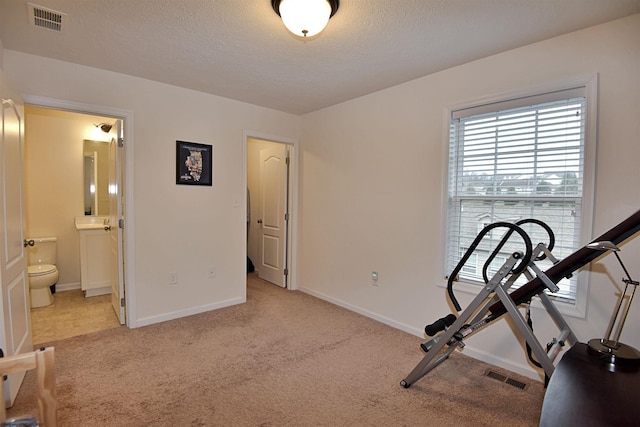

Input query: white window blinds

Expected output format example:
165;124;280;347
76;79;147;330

446;87;587;303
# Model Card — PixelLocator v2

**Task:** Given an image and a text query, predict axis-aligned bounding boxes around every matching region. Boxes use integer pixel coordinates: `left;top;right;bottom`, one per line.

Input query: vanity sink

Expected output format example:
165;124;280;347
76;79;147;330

75;216;112;297
75;223;105;230
75;216;110;230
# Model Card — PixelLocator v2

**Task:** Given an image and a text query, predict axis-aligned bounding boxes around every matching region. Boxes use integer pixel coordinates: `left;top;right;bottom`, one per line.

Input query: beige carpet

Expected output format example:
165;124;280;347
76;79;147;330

8;274;544;426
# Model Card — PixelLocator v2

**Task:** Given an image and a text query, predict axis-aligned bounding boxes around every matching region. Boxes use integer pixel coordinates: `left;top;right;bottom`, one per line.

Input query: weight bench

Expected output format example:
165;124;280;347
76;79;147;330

401;209;640;388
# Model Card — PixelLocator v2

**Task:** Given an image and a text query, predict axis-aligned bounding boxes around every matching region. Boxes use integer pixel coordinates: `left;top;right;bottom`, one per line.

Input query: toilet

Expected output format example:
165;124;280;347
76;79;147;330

27;237;59;308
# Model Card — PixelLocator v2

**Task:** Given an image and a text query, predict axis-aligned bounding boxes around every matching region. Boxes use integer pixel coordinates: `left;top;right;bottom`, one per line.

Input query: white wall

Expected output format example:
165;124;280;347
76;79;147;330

3;51;301;325
4;14;640;380
298;14;640;379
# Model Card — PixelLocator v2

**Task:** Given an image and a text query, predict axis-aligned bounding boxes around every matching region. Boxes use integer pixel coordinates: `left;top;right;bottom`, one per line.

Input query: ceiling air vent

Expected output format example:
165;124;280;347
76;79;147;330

28;3;66;32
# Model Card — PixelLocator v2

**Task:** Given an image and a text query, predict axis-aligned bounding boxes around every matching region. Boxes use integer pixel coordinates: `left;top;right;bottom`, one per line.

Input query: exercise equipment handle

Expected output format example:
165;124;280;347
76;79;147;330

482;218;555;283
425;314;457;336
447;222;533;311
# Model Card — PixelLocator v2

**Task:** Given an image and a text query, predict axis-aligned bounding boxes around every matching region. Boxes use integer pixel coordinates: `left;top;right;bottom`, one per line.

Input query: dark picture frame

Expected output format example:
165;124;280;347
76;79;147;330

176;141;213;186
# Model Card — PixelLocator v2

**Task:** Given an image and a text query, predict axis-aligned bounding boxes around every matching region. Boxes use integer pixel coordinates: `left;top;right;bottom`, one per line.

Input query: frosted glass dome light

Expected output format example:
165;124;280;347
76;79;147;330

272;0;339;38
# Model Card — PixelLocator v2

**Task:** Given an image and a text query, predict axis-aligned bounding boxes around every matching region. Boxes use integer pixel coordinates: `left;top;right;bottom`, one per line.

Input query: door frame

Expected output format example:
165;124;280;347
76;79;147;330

23;95;137;327
243;131;299;291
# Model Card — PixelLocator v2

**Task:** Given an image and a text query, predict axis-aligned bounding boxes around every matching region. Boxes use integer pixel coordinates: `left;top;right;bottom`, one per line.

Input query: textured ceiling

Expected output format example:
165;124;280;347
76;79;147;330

1;0;639;114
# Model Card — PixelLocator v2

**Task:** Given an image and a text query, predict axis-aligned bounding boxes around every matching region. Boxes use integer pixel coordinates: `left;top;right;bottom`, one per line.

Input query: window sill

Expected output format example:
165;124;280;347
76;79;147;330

436;278;586;320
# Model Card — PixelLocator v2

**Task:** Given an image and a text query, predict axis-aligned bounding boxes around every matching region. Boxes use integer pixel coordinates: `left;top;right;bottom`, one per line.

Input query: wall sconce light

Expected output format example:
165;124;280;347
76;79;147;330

271;0;339;38
94;122;113;133
586;241;640;363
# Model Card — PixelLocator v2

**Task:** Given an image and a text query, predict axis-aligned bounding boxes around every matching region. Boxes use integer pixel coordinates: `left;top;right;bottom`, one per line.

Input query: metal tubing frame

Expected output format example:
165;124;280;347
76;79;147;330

401;254;520;388
402;210;640;388
401;247;577;387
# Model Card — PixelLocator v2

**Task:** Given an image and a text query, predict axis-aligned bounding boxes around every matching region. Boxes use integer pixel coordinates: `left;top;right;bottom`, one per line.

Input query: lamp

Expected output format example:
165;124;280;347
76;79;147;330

586;241;640;363
271;0;339;38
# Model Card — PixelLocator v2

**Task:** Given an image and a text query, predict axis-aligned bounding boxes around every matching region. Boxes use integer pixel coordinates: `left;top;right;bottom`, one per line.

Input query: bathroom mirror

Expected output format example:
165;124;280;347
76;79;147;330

83;140;110;216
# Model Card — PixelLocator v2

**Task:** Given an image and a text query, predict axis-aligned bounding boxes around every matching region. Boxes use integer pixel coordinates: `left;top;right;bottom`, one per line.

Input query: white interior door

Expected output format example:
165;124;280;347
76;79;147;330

108;120;125;324
258;145;289;287
0;93;32;407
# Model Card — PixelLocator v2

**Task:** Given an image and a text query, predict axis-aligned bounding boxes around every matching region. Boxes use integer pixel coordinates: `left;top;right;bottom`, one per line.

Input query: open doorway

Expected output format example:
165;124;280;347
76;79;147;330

246;135;298;290
23;104;129;343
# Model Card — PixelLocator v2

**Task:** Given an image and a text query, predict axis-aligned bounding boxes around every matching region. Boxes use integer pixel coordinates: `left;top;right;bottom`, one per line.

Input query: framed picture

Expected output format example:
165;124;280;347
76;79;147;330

176;141;213;186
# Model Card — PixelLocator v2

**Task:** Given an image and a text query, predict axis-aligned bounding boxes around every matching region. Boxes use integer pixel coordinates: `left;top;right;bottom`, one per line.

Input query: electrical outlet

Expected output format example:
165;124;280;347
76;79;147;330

169;272;177;285
208;266;216;279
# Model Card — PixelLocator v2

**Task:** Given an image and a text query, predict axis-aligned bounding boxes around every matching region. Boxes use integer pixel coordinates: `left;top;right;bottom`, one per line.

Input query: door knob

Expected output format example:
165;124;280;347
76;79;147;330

257;219;263;224
23;239;35;247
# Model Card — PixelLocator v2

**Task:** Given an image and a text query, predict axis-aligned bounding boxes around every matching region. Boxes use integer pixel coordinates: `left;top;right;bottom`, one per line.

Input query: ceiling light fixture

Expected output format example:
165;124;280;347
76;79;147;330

271;0;339;38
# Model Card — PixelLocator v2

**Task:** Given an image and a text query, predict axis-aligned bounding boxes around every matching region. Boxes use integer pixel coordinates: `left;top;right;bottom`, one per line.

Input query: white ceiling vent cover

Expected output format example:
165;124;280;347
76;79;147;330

28;3;66;32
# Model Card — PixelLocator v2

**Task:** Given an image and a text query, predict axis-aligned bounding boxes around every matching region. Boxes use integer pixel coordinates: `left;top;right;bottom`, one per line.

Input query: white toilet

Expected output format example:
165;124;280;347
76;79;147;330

27;237;59;308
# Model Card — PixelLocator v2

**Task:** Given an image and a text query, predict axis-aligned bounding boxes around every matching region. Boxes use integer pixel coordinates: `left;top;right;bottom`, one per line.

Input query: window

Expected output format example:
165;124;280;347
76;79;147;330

446;86;592;304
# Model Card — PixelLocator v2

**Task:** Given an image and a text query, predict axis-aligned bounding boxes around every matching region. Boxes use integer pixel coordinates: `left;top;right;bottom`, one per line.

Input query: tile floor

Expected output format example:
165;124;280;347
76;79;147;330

30;289;122;345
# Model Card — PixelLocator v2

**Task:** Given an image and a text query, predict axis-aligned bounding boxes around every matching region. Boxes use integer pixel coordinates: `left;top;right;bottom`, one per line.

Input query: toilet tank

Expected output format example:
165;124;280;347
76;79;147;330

27;237;57;265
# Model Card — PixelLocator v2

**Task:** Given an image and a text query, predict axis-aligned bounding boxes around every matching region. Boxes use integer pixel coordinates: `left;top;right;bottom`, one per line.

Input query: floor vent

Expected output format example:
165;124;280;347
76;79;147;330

484;369;528;390
28;3;66;32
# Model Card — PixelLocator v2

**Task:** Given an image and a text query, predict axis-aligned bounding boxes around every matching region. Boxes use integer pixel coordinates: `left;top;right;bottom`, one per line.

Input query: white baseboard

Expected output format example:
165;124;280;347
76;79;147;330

458;347;543;381
55;282;81;292
136;296;246;327
299;286;424;337
85;287;111;297
299;286;543;382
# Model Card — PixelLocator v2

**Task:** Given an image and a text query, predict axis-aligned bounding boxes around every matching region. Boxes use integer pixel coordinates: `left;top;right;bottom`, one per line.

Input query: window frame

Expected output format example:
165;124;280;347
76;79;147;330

439;75;598;318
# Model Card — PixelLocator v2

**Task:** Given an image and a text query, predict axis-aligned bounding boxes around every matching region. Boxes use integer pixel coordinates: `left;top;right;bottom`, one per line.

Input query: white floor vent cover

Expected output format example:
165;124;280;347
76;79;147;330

28;3;66;32
484;369;529;390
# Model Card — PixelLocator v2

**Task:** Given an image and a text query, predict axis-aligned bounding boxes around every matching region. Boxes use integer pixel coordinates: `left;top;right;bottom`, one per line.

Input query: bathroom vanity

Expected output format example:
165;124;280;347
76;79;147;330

75;217;112;297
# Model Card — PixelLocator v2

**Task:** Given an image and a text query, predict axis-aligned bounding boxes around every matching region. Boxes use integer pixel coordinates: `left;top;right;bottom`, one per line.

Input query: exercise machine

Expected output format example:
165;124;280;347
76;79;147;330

400;209;640;388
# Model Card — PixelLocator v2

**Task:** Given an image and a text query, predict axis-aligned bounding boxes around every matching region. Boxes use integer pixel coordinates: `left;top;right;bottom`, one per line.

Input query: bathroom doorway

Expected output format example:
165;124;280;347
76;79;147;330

23;103;130;343
245;133;298;290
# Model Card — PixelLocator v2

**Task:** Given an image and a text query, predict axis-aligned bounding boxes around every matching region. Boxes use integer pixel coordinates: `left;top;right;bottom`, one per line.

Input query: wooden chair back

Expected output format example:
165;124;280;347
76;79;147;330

0;347;56;427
